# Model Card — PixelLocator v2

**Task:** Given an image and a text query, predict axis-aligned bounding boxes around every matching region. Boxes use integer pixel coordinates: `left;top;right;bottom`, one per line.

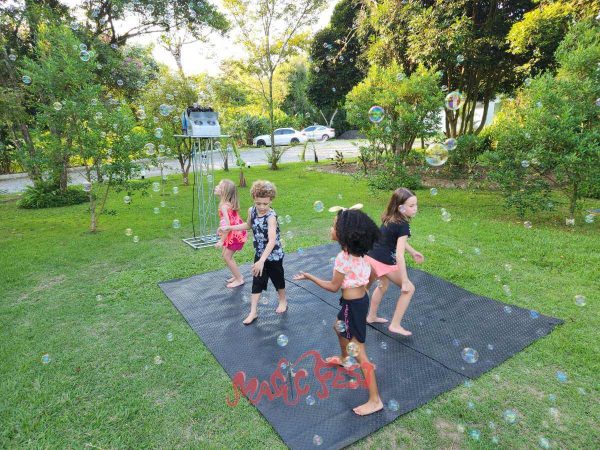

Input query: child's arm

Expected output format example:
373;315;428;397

220;207;251;232
293;270;345;293
395;236;415;293
217;204;230;246
404;242;424;264
251;215;277;276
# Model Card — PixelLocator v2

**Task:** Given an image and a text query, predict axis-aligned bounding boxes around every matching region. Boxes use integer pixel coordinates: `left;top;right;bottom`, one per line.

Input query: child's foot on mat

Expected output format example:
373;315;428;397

275;301;287;314
243;313;258;325
226;276;235;283
388;325;412;336
226;278;245;288
325;356;344;366
367;316;389;324
353;399;384;416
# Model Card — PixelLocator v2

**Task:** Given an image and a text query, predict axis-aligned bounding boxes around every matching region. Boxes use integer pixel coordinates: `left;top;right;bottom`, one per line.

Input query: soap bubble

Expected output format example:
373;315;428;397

430;188;438;196
502;285;512;296
123;195;131;204
487;344;494;350
125;228;132;236
427;234;436;243
116;79;124;87
468;429;480;441
565;217;575;226
172;219;180;229
538;437;550;449
313;201;324;212
285;215;292;224
492;436;499;444
504;263;512;272
277;334;289;347
342;356;357;368
41;354;51;364
167;332;174;342
549;407;559;419
80;50;90;62
584;214;594;223
52;101;63;111
441;84;448;92
452;339;460;347
368;105;385;123
154;128;163;138
82;181;91;192
22;75;32;84
445;91;464;111
172;186;179;195
467;401;475;409
153;355;163;365
306;395;315;406
547;394;556;403
70;21;79;31
153;207;160;214
441;211;451;222
335;320;346;333
521;160;530;168
473;247;481;255
456;54;465;64
346;342;359;357
503;409;518;424
133;236;139;243
504;305;513;314
286;230;294;240
524;221;532;229
444;138;457;151
96;294;103;301
464;380;473;388
260;294;269;305
425;143;449;166
555;370;567;382
159;104;171;116
380;341;388;350
574;295;586;306
160;201;166;207
529;310;540;319
387;399;400;411
145;143;156;155
152;182;160;192
312;435;323;446
461;347;479;364
79;43;87;51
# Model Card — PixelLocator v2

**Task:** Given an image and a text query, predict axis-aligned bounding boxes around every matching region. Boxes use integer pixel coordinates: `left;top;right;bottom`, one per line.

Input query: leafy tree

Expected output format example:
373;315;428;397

345;62;442;165
485;20;600;218
281;58;318;122
222;0;327;169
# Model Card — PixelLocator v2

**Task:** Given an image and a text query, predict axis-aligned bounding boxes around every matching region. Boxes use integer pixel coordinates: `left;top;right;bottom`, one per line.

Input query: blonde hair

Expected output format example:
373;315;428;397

217;179;240;210
250;180;277;200
381;187;415;225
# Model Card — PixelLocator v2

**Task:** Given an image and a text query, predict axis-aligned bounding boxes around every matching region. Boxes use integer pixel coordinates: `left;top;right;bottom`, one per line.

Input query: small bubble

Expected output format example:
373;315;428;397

387;399;400;411
277;334;289;347
167;332;174;342
41;354;51;364
306;395;315;406
555;371;567;383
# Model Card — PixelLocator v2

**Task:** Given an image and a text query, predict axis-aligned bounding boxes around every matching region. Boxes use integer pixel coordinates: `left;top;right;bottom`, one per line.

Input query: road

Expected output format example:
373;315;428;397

0;139;365;194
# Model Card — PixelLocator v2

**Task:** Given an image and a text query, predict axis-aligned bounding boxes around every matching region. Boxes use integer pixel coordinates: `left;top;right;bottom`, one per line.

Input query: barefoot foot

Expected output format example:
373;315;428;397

226;276;235;283
388;325;412;336
353;398;384;416
367;316;389;324
226;278;245;288
325;356;344;367
275;301;288;314
243;312;258;325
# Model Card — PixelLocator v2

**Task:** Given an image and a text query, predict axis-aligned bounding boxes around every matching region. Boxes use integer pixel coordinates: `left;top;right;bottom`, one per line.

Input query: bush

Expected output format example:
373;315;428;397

447;133;491;173
366;157;422;192
18;181;88;209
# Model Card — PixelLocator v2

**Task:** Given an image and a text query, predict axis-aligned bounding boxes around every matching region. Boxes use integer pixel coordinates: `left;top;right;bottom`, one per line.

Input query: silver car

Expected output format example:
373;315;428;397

301;125;335;141
253;128;308;147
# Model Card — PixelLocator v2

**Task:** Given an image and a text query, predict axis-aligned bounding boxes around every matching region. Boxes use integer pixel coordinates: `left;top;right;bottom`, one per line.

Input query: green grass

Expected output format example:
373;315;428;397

1;162;598;449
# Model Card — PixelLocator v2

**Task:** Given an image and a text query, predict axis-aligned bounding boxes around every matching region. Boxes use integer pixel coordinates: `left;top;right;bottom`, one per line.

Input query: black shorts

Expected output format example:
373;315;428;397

336;293;369;343
251;256;286;294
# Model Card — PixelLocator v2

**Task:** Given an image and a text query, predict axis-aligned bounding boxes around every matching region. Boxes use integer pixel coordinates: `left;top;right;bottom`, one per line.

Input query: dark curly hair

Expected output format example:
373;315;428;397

335;209;381;257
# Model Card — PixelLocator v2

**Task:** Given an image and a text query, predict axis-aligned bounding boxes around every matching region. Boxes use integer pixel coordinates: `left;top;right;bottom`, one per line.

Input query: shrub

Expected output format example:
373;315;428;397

366;157;422;192
18;181;88;209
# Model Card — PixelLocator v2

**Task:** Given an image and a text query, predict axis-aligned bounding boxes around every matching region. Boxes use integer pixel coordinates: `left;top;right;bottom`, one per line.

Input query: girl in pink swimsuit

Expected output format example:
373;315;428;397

214;179;248;288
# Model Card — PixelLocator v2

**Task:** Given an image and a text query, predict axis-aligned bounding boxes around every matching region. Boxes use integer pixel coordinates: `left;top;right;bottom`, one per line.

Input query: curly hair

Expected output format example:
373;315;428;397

335;209;381;256
250;180;277;200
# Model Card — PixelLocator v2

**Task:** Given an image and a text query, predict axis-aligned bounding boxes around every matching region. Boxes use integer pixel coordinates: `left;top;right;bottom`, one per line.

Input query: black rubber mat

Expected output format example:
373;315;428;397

159;244;562;449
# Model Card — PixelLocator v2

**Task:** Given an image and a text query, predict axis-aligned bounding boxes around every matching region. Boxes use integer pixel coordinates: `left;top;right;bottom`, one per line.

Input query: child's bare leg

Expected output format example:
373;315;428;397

223;249;244;288
222;248;235;282
275;288;287;313
353;341;383;416
367;276;389;324
243;293;260;324
327;327;350;365
386;271;415;335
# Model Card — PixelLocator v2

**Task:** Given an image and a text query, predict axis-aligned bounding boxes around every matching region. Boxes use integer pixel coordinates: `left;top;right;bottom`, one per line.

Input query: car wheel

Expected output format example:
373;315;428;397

321;135;329;141
257;139;265;147
290;138;299;144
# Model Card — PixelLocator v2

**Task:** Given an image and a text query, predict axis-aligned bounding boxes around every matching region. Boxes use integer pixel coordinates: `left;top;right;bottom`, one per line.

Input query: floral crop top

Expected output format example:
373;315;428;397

334;251;371;289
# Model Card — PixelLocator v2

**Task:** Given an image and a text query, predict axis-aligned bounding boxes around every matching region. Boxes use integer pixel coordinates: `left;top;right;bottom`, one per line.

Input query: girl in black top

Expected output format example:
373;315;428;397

365;188;424;336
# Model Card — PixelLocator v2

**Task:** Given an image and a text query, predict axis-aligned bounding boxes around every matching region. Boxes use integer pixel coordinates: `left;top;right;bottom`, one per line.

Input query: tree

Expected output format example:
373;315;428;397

223;0;328;170
307;0;368;132
364;0;536;137
485;20;600;219
281;58;318;121
345;62;442;165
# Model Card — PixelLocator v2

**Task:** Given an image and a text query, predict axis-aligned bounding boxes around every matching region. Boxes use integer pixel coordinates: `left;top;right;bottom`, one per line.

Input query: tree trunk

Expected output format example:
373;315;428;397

90;194;97;232
19;124;42;184
475;98;491;135
60;153;69;193
269;75;277;170
569;182;578;218
239;169;247;188
223;152;229;171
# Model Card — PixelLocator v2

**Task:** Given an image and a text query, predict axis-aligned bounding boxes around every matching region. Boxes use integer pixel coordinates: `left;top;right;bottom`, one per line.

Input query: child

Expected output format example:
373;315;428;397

293;208;383;416
214;179;248;288
219;180;287;325
365;188;424;336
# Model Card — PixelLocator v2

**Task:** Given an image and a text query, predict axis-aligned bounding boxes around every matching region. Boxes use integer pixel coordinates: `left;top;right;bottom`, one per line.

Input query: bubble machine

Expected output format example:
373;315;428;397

181;106;221;137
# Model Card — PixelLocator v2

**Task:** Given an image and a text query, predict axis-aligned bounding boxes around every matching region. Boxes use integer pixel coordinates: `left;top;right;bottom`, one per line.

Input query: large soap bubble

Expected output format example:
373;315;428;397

368;105;385;123
445;91;464;111
425;143;449;167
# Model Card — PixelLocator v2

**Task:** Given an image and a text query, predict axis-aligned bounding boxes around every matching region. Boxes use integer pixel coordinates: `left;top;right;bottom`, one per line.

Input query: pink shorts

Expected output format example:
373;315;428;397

364;255;399;278
225;242;244;251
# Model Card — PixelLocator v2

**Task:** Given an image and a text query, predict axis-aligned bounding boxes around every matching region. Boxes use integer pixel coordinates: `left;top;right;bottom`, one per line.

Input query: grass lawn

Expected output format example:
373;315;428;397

1;161;598;449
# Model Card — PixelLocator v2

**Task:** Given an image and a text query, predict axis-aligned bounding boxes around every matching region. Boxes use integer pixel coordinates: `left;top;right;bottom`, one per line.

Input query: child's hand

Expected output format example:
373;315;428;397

219;225;231;233
293;272;309;281
215;241;223;249
401;279;414;293
411;251;425;264
251;260;265;277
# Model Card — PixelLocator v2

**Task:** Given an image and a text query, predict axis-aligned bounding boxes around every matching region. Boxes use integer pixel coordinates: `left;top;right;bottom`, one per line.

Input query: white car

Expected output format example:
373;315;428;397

253;128;307;147
301;125;335;141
